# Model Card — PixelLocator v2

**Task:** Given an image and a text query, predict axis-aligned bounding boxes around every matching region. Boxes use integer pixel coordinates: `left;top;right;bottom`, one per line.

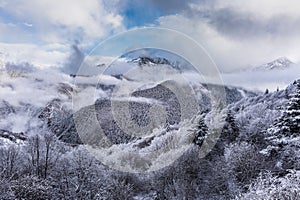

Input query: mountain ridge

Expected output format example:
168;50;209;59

253;57;294;71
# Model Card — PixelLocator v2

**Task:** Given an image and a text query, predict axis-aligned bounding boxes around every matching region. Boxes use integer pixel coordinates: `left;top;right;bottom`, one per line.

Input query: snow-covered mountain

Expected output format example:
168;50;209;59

221;57;300;92
131;57;171;66
129;56;194;72
252;57;294;71
0;58;257;144
0;56;300;199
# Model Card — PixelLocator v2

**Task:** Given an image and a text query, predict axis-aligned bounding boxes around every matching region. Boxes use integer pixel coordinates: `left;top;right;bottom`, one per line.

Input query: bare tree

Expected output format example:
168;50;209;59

0;144;20;179
26;133;61;179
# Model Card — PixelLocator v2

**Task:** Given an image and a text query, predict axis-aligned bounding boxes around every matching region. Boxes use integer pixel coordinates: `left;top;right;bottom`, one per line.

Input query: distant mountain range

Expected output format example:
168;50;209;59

0;55;298;144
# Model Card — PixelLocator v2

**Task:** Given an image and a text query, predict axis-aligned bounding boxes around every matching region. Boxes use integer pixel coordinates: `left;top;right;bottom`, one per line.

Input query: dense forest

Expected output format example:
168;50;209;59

0;77;299;199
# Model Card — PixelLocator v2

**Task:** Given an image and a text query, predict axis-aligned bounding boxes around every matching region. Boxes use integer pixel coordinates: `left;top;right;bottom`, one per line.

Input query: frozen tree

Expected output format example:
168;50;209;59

109;176;134;200
153;148;201;200
236;171;300;200
25;133;62;179
268;80;300;137
206;110;240;159
11;175;52;200
0;178;15;200
266;80;300;171
222;110;239;143
174;148;201;199
191;115;208;146
224;142;268;187
64;147;101;199
51;146;120;199
0;144;20;179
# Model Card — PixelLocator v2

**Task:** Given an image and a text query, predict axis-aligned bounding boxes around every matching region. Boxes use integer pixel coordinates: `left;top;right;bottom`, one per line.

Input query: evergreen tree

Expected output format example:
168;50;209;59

207;110;240;158
266;80;300;171
191;116;208;146
222;110;239;143
270;80;300;137
265;89;269;94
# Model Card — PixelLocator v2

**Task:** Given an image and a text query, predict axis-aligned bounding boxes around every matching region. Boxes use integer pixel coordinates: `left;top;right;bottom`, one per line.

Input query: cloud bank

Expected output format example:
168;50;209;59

1;0;300;78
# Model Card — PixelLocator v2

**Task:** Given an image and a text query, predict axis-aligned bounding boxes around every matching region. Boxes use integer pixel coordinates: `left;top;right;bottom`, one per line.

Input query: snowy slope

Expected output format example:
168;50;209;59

0;57;259;147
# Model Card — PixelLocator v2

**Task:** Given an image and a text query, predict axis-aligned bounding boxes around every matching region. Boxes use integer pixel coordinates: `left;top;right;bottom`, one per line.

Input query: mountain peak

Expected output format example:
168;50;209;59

131;57;171;66
255;57;294;71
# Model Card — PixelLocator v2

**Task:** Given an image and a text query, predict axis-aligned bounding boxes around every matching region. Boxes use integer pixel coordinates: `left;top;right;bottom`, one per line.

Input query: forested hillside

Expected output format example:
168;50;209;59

1;62;299;199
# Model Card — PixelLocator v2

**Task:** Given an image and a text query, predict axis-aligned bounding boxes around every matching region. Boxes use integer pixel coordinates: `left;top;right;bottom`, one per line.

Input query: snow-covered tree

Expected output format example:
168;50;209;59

236;171;300;200
224;142;267;186
25;133;63;179
191;115;208;146
268;80;300;138
0;178;15;200
154;147;201;199
221;110;239;144
206;110;240;159
11;175;52;200
265;80;300;171
0;144;20;179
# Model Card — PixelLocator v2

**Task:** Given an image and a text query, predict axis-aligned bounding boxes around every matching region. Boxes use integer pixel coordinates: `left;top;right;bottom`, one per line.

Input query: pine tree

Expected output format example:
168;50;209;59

265;89;269;94
207;110;239;158
271;80;300;137
222;110;239;143
266;80;300;171
192;116;208;146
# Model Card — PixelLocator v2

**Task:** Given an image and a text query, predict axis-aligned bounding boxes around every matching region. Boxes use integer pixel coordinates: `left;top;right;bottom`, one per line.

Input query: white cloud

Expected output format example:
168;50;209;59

0;43;68;68
215;0;300;19
156;1;300;72
0;22;34;43
2;0;300;73
220;65;300;92
23;22;33;27
3;0;124;41
0;0;125;67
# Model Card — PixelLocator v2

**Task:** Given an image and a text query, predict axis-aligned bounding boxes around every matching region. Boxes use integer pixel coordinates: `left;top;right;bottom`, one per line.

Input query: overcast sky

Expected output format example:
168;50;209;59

1;0;300;71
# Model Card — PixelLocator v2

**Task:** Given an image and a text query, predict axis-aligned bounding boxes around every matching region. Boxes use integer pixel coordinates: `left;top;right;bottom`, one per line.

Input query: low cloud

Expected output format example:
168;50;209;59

0;43;68;68
221;65;300;92
62;44;85;75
